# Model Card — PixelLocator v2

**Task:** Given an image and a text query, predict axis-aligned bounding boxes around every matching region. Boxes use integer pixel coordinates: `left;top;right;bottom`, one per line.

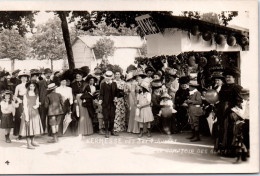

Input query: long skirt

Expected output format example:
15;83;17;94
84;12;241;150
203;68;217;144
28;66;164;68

19;108;43;137
114;97;126;132
76;94;93;135
14;97;23;136
127;101;140;133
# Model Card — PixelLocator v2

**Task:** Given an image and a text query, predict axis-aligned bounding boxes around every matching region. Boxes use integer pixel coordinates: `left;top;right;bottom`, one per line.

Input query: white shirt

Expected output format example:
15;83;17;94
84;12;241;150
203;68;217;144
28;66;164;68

15;83;27;97
1;100;18;116
55;86;73;105
89;85;96;95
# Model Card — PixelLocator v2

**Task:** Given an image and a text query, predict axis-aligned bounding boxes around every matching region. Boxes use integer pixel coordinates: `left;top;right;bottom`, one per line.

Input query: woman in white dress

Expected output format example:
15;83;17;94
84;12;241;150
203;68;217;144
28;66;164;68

55;75;73;136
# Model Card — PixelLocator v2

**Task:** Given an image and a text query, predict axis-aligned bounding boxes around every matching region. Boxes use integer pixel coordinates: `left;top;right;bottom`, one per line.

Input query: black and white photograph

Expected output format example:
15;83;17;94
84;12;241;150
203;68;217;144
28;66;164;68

0;0;258;174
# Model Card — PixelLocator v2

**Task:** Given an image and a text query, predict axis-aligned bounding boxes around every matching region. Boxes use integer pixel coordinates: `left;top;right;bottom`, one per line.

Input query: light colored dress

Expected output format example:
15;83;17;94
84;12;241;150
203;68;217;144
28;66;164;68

166;79;179;104
126;81;140;133
135;92;154;123
19;94;43;136
113;79;126;132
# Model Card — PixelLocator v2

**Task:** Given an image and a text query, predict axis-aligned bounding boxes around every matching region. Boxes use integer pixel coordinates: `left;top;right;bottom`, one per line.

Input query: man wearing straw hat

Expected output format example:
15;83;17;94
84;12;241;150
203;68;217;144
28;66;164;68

99;70;117;138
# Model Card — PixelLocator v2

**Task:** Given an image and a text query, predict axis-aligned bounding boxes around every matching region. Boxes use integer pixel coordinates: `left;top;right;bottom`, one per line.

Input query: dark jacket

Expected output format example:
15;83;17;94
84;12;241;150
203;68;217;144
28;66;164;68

151;93;162;115
45;92;64;116
81;85;95;119
71;80;87;96
39;79;53;104
175;88;190;108
99;81;117;117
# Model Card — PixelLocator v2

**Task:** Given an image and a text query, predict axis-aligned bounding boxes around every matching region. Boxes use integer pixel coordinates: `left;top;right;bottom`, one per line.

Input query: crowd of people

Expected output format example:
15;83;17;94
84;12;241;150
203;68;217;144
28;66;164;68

0;63;249;163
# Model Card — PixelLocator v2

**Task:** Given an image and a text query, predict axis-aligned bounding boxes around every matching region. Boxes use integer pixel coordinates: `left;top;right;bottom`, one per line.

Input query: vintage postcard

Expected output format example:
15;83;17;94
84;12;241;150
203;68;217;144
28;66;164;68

0;0;258;174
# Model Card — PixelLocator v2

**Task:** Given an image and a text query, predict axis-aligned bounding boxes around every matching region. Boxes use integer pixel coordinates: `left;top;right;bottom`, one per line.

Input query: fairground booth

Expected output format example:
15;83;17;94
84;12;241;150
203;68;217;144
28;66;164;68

134;13;249;89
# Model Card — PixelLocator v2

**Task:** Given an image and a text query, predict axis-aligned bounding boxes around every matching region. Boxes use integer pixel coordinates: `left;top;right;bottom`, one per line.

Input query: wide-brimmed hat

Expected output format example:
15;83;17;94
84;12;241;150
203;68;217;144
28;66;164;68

168;68;178;78
153;71;162;78
73;68;84;77
211;71;225;80
1;90;13;98
241;88;249;95
151;79;162;89
47;83;57;90
126;72;134;81
179;76;190;85
86;75;98;83
44;68;52;74
30;69;41;76
223;67;241;78
12;69;21;76
160;93;172;100
140;79;150;92
80;66;90;77
0;71;6;78
59;70;74;82
133;70;147;79
145;66;155;73
94;68;102;76
126;65;137;73
18;70;30;79
54;71;60;76
25;81;39;89
104;71;114;79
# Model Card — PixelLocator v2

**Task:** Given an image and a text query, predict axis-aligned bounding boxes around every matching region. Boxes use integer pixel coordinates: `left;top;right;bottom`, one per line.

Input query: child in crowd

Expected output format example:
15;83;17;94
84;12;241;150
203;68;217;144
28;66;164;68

45;83;64;143
135;80;154;138
158;93;177;135
231;88;250;163
19;82;43;149
0;90;19;143
93;91;105;135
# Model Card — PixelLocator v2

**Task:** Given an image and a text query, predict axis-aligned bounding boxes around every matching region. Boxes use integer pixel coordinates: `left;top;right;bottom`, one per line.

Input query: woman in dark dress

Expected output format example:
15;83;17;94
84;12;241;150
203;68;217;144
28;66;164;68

175;76;190;133
71;69;93;136
214;67;243;157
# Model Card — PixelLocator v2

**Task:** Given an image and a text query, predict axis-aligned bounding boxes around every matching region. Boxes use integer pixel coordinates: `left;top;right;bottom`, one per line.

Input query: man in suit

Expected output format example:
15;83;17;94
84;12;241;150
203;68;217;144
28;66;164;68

99;71;117;138
38;68;53;133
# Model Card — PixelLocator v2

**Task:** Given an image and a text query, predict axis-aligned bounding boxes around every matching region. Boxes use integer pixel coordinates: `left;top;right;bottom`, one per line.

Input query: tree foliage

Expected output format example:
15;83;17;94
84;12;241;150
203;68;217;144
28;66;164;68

0;29;29;60
30;17;66;66
93;37;115;60
70;11;172;35
0;29;29;71
218;11;238;26
70;20;139;42
0;11;37;36
200;12;220;25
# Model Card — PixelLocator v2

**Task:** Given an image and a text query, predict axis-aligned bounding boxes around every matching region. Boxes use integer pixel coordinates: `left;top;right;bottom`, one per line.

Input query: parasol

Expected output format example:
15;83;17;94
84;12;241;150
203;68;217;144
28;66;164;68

63;113;72;134
207;111;217;135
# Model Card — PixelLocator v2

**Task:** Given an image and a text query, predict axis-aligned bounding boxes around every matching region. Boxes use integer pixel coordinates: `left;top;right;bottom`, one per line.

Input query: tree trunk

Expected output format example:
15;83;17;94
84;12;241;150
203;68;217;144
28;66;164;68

11;59;15;72
50;59;54;71
58;11;75;70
